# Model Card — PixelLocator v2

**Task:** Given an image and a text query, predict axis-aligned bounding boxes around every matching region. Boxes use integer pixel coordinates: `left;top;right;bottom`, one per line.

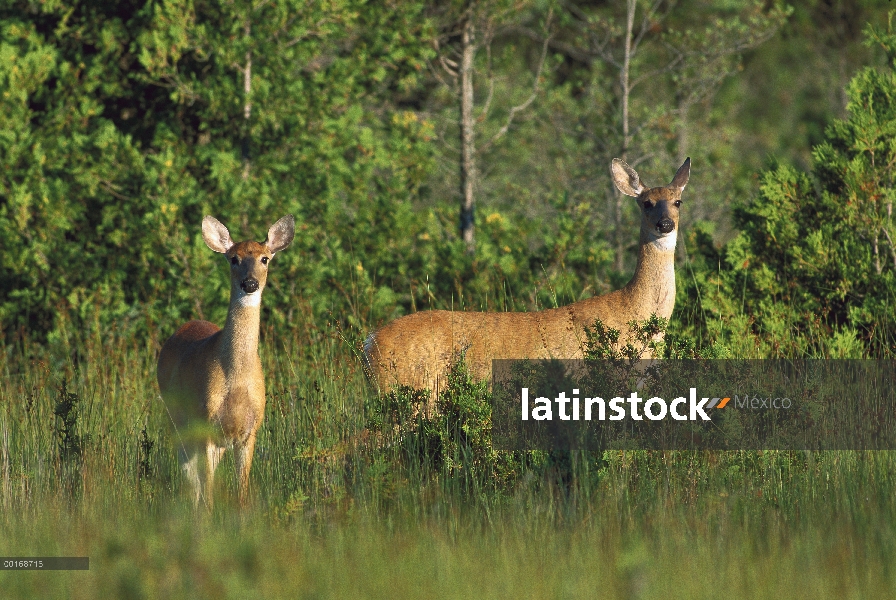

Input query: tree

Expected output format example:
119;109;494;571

552;0;789;271
0;0;439;341
426;0;554;254
683;12;896;357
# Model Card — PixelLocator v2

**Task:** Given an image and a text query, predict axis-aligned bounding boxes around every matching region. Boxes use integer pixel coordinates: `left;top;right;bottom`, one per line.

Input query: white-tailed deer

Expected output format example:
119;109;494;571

364;158;689;398
157;215;294;508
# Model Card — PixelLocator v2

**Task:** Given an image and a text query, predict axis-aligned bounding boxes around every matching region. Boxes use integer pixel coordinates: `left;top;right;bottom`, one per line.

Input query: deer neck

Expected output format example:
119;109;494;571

219;292;262;372
622;228;677;320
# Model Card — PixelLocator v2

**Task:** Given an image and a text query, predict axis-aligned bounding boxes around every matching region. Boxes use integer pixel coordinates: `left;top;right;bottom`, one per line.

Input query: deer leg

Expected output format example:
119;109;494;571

180;446;204;509
203;441;226;509
235;433;257;507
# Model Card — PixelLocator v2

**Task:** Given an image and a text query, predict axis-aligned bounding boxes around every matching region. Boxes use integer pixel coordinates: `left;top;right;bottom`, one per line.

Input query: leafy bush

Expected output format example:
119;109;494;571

679;14;896;358
365;354;527;497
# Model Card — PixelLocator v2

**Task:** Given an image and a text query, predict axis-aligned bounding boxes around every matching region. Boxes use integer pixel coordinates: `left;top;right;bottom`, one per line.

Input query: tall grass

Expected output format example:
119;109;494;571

1;320;895;598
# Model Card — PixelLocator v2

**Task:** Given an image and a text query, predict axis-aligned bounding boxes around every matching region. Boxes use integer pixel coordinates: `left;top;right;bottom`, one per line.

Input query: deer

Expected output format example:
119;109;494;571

363;158;689;401
157;214;294;509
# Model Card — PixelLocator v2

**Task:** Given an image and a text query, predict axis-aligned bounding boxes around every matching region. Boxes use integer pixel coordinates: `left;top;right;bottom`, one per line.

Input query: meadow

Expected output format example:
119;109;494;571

1;319;895;599
3;3;896;597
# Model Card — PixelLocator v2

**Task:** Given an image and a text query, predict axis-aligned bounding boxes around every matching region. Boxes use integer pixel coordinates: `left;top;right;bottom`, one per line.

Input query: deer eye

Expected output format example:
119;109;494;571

674;201;682;207
261;256;269;265
230;256;238;266
643;200;654;209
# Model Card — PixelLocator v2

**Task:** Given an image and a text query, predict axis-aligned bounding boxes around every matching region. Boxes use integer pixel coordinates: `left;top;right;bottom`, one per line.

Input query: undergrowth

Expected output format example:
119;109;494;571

0;317;895;597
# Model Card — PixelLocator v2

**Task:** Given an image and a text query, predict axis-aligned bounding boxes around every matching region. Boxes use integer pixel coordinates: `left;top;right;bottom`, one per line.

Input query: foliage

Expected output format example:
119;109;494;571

2;6;896;596
1;2;895;371
53;379;84;463
366;352;527;496
583;314;668;362
0;0;802;348
2;321;896;597
0;0;440;343
680;12;896;358
716;0;893;180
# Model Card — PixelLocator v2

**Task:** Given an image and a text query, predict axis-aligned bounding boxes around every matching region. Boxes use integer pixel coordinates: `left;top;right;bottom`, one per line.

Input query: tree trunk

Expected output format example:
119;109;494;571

459;17;477;254
614;0;636;272
242;20;252;183
677;93;689;160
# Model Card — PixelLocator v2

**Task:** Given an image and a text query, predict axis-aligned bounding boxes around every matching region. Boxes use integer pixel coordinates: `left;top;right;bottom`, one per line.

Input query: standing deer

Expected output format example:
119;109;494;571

364;158;689;398
157;215;294;508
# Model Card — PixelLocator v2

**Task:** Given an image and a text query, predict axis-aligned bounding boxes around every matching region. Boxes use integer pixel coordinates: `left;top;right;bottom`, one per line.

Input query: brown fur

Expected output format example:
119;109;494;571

364;158;690;398
157;215;294;508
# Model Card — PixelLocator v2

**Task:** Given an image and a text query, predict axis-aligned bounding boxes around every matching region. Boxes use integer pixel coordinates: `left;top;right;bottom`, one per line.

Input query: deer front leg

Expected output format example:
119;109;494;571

181;449;203;509
235;433;257;507
180;442;225;511
204;441;226;510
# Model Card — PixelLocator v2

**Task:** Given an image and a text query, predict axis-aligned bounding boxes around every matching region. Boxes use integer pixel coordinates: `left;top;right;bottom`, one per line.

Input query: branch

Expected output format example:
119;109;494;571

99;180;131;201
426;38;457;90
439;52;459;76
505;25;595;65
629;153;656;169
281;15;341;50
434;119;460;155
480;13;553;153
592;29;621;67
629;51;685;90
630;0;674;57
559;1;622;66
478;29;496;121
426;56;456;90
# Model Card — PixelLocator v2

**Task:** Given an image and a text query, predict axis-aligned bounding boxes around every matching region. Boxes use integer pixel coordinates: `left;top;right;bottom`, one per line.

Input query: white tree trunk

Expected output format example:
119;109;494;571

460;17;477;254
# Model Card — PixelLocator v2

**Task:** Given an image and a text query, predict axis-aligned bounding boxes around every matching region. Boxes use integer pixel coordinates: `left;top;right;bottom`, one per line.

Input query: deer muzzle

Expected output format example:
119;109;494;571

656;218;675;234
241;278;259;294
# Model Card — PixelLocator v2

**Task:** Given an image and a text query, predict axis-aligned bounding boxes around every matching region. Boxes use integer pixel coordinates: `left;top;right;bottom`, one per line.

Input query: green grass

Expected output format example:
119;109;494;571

1;325;895;598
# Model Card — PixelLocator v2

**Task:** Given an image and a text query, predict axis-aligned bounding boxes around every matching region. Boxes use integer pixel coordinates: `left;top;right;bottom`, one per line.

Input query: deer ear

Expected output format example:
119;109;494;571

202;216;234;254
266;215;295;254
611;159;644;197
669;157;690;191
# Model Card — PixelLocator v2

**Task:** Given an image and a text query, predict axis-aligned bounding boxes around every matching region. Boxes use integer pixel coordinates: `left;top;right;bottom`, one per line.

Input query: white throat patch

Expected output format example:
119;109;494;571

236;292;262;308
648;230;677;252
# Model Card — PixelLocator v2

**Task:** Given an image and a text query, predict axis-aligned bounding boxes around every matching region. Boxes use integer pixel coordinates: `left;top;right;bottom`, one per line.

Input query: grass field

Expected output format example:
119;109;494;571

1;325;895;599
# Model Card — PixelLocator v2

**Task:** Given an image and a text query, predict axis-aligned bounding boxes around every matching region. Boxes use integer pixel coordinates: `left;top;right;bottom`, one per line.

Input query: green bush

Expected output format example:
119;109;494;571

679;14;896;358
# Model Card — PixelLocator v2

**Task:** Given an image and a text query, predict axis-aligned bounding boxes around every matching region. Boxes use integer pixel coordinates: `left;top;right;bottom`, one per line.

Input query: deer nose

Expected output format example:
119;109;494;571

656;218;674;234
241;278;259;293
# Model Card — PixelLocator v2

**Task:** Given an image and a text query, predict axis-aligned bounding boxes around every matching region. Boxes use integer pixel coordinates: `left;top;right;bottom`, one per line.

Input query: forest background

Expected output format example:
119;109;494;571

3;0;895;359
3;1;896;597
